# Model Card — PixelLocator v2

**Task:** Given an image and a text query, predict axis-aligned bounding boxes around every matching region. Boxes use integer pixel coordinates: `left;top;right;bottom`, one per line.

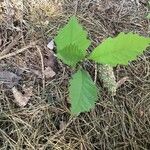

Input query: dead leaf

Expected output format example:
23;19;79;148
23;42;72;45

12;86;32;107
44;52;55;68
0;71;21;88
44;48;58;72
43;67;56;78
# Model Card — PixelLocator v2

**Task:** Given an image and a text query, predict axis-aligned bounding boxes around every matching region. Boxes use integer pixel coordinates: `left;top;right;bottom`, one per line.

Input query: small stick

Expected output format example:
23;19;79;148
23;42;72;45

116;77;129;88
36;46;45;93
0;42;37;61
94;63;98;84
0;32;22;56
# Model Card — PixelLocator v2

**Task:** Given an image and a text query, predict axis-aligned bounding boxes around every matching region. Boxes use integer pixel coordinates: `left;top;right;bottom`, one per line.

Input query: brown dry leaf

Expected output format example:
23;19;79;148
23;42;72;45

12;86;33;107
43;67;56;79
44;51;56;69
44;48;58;73
0;71;21;88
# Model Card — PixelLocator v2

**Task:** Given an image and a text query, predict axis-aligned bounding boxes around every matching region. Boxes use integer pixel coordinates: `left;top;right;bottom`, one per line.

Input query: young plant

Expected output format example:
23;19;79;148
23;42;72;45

54;16;150;115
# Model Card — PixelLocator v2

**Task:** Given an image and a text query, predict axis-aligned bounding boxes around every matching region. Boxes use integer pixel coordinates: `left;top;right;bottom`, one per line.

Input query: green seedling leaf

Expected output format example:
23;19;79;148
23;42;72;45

57;44;85;66
54;16;91;66
89;32;150;66
69;69;98;115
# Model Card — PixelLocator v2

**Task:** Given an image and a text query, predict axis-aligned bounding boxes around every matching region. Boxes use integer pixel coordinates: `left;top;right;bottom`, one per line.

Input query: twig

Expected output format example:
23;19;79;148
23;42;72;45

36;46;45;92
0;32;22;56
116;77;129;88
94;63;98;84
0;42;37;61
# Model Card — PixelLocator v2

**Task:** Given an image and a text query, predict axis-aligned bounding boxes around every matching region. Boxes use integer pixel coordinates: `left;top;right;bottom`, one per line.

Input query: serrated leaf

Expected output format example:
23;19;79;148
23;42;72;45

54;16;91;66
89;32;150;66
69;69;98;115
57;44;85;66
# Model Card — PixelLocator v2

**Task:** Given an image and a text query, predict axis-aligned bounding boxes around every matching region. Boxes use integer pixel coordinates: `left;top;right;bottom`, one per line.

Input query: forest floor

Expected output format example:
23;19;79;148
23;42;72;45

0;0;150;150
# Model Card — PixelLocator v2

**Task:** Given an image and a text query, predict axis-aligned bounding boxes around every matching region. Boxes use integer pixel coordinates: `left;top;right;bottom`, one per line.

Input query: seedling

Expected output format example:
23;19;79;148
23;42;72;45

54;16;150;115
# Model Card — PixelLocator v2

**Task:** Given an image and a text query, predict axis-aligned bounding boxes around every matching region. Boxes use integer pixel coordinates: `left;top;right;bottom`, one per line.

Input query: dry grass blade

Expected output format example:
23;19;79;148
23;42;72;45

36;45;45;92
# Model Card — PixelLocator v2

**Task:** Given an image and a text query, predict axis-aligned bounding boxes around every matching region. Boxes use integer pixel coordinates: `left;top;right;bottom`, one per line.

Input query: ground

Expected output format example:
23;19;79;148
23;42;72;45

0;0;150;150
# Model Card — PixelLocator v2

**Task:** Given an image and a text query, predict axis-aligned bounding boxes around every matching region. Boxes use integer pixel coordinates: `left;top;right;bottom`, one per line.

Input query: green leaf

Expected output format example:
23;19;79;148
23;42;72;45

54;16;91;66
89;32;150;66
69;69;98;115
57;44;84;66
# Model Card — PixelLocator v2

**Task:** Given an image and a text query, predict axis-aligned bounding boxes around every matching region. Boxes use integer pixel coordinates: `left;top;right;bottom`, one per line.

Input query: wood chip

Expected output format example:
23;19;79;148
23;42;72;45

12;86;33;107
43;67;56;78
